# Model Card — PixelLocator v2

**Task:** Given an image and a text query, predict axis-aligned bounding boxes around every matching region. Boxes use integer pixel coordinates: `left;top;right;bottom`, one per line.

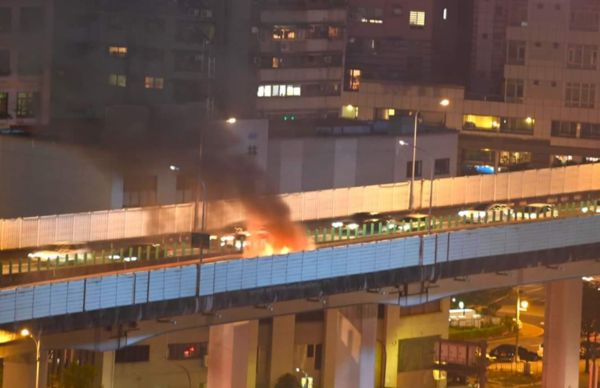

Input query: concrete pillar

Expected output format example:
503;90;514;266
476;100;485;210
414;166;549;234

323;305;378;388
2;350;48;388
207;321;258;388
542;279;582;388
98;351;115;388
384;301;450;388
270;315;296;387
2;355;35;388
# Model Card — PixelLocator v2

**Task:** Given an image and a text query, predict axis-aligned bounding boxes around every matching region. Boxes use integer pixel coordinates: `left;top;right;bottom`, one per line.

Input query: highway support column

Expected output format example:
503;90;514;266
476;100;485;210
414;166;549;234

206;320;259;388
2;351;47;388
322;304;378;388
542;278;582;388
269;315;296;387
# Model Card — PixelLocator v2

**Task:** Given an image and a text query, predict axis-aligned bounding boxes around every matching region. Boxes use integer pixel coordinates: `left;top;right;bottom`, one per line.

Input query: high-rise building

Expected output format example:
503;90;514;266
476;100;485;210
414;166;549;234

255;0;348;120
345;0;471;85
51;0;254;120
341;0;600;173
0;1;53;128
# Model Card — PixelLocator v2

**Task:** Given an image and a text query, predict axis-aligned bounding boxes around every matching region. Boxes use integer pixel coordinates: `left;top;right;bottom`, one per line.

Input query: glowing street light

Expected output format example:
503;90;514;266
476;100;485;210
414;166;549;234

226;117;237;124
408;99;450;210
20;328;41;388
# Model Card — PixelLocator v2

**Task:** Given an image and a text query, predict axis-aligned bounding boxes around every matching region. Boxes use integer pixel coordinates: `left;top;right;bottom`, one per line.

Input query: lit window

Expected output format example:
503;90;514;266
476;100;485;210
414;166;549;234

272;26;296;40
16;92;36;118
463;114;501;131
409;11;426;27
272;57;281;68
256;84;301;98
345;69;361;91
108;73;127;88
144;76;164;89
443;8;448;20
108;46;128;58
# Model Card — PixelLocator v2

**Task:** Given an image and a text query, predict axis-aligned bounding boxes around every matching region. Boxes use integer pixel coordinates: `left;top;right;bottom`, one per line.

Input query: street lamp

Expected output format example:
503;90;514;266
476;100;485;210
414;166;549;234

399;140;436;233
514;288;528;365
408;99;450;210
226;117;237;124
20;328;41;388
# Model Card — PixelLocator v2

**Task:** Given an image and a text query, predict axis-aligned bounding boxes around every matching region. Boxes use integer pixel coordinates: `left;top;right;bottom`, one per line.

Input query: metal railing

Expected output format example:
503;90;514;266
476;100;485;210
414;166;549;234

0;199;597;281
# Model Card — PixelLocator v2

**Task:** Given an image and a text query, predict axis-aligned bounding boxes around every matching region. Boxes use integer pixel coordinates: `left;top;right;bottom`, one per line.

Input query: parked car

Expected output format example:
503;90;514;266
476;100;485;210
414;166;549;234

581;200;600;214
458;203;514;223
489;344;541;362
27;243;89;261
521;203;558;220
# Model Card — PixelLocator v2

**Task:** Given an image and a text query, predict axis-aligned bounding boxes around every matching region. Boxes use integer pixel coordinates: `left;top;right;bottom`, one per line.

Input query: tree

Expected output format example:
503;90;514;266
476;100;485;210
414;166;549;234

49;364;96;388
581;282;600;374
274;373;302;388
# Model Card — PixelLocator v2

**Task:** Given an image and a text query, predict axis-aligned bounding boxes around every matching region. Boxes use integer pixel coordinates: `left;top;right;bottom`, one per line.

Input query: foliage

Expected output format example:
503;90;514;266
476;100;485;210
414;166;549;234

274;373;302;388
49;364;96;388
581;282;600;373
449;324;507;341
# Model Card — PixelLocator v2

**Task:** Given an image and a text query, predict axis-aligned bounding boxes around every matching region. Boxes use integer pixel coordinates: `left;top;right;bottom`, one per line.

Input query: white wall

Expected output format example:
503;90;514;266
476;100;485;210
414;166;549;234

268;132;458;193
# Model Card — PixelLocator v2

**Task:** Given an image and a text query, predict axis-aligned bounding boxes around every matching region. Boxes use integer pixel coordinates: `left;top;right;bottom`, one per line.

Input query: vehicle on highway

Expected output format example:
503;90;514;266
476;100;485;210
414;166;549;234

582;200;600;214
489;344;541;362
27;243;89;261
458;203;514;223
397;213;430;232
106;243;161;262
219;224;251;251
521;203;558;220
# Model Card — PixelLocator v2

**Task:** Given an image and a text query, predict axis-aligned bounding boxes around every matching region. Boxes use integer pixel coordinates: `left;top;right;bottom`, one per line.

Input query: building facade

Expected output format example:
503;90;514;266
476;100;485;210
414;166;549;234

342;0;600;173
0;0;53;128
50;0;255;121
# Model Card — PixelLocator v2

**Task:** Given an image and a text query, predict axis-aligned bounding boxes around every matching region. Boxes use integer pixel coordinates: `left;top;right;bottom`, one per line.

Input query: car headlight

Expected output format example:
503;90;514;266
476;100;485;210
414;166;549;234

582;207;589;213
331;221;344;228
347;223;359;230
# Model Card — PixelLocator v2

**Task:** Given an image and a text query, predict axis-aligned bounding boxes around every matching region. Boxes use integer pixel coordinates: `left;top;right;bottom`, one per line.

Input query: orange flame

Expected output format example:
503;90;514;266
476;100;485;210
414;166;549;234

243;214;313;257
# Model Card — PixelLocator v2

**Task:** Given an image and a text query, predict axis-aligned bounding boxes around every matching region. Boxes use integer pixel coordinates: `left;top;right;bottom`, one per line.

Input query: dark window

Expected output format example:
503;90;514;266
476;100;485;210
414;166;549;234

174;50;204;72
115;345;150;363
0;50;9;76
434;158;450;176
167;343;207;360
176;174;195;203
16;92;38;118
398;336;438;372
0;8;11;33
551;121;577;138
314;344;323;370
18;50;42;75
581;123;600;139
0;92;8;118
307;344;314;357
20;7;43;33
172;79;204;103
123;175;158;207
145;17;166;33
406;160;423;178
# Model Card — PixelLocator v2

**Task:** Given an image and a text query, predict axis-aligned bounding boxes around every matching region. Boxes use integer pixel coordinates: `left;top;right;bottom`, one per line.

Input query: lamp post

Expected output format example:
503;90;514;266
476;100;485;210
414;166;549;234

399;140;435;233
169;165;207;237
514;288;528;366
408;99;450;210
20;329;41;388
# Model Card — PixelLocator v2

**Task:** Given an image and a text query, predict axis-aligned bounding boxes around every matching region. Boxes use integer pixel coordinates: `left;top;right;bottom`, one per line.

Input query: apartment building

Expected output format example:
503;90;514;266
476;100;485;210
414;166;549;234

345;0;470;86
0;1;53;128
255;0;348;119
342;0;600;173
51;0;254;120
